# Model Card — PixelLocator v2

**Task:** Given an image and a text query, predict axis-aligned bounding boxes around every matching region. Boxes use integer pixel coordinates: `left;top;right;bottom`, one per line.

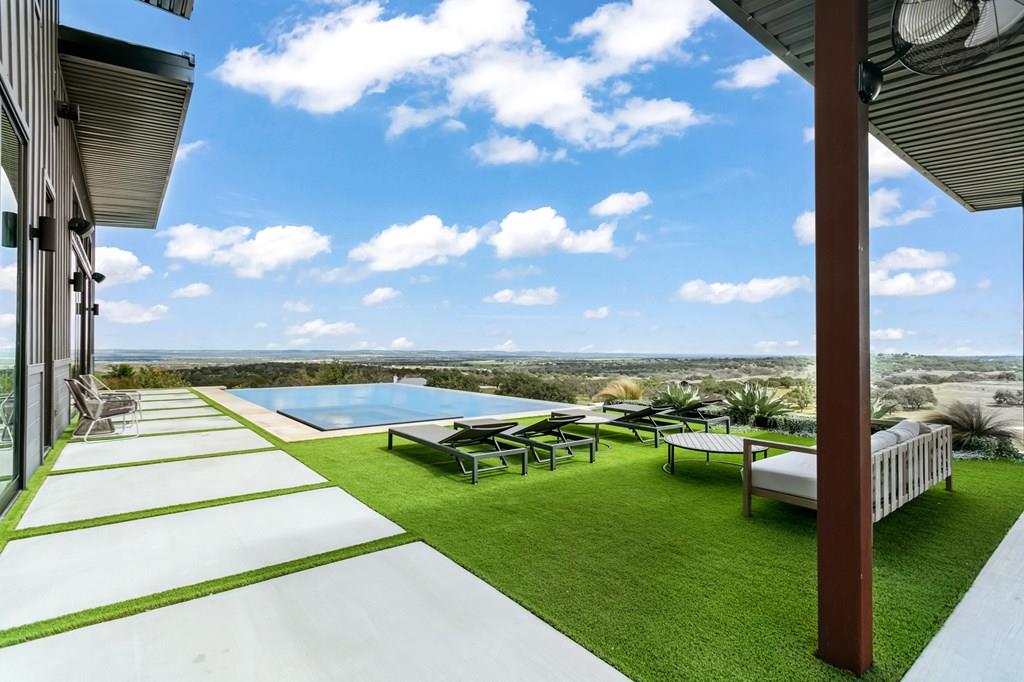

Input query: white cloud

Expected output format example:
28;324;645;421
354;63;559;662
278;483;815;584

390;336;414;349
287;338;312;348
216;0;530;114
283;300;313;313
0;264;15;292
792;211;816;246
802;127;815;143
589;191;651;217
584;306;610;319
493;264;541;280
489;207;615;258
254;321;268;329
469;134;561;165
161;223;330;278
976;278;992;290
169;282;212;299
348;215;480;271
676;275;811;304
868;137;914;181
870;188;934;228
98;300;169;324
217;0;711;152
874;247;951;271
95;247;153;287
491;339;518;352
0;313;15;329
175;140;207;163
285;319;358;337
362;286;401;305
570;0;718;68
484;286;559;305
442;118;467;132
753;339;800;353
870;269;956;297
715;54;790;90
870;328;911;341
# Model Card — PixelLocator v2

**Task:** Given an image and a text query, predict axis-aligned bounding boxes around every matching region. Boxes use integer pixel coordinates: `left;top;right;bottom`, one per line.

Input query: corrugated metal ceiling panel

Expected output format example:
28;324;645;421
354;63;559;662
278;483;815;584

58;26;193;228
711;0;1024;211
136;0;194;19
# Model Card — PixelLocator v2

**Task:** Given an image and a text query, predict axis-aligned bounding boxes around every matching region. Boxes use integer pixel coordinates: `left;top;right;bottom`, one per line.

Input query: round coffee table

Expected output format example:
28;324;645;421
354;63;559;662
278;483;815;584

662;433;769;474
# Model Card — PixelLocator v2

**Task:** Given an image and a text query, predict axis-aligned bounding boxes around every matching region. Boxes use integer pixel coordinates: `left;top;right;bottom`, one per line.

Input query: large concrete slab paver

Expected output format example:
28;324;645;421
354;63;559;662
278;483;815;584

0;488;403;630
18;451;325;529
141;398;208;410
141;407;222;421
903;513;1024;681
54;429;274;471
0;542;626;681
120;415;240;437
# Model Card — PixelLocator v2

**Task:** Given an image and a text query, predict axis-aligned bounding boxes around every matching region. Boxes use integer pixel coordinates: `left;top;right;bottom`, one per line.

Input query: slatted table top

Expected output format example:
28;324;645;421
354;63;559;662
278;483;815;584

663;433;767;455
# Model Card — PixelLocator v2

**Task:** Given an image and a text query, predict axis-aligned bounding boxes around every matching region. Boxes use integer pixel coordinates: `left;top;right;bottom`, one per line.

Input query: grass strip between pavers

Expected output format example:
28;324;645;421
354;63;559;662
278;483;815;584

10;481;334;539
0;531;418;648
49;446;279;476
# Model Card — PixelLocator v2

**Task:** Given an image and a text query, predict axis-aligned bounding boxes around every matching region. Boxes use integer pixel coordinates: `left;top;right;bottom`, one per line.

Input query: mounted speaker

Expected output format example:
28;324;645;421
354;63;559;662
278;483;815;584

32;216;57;253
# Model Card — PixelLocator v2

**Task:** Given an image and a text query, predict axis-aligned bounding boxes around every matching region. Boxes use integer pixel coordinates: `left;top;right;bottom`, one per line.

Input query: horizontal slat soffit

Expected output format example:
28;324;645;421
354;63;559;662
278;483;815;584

714;0;1024;211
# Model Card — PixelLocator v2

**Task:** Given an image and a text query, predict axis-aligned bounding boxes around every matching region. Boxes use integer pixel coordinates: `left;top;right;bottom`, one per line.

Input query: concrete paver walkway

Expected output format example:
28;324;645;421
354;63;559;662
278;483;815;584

53;429;272;471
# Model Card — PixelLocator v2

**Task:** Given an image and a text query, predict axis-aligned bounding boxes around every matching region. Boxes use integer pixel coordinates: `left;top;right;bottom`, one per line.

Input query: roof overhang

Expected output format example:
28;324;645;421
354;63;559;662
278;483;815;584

136;0;194;20
58;25;194;228
709;0;1024;212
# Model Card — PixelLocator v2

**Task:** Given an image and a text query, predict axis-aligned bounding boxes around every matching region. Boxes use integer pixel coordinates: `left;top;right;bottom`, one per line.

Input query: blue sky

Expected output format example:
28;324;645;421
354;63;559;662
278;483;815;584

66;0;1022;355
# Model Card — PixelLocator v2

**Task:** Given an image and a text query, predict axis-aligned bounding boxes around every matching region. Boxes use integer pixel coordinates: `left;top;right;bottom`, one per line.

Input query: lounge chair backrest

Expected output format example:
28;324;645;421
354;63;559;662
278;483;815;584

65;379;100;419
440;423;517;446
617;405;669;421
517;414;584;437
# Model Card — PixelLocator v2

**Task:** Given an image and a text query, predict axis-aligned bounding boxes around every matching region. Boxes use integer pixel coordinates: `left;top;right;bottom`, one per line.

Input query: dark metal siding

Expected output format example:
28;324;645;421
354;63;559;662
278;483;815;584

137;0;194;20
711;0;1024;211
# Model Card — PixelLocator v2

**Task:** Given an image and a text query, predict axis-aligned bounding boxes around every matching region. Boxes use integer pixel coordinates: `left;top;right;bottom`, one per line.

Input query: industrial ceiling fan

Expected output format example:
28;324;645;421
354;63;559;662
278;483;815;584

859;0;1024;102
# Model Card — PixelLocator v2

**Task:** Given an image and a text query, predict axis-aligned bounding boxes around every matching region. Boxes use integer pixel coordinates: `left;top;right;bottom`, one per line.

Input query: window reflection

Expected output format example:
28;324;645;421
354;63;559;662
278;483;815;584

0;106;21;495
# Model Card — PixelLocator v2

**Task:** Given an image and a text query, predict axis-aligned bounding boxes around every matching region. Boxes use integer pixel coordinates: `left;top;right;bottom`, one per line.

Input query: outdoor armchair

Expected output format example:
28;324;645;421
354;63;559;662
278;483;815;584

65;378;141;443
81;374;141;406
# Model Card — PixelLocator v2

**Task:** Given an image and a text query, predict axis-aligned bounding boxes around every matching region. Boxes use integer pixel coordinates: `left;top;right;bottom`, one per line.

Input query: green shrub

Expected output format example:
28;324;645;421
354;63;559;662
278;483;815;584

724;384;791;424
496;372;577;404
927;401;1018;456
651;385;703;414
426;369;481;392
993;389;1024;407
103;365;186;389
594;378;644;403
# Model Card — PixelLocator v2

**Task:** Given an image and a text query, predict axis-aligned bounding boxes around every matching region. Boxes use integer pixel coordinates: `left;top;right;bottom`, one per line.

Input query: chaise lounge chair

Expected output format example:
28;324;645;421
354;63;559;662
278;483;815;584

65;378;140;443
387;423;529;484
570;405;688;447
603;401;731;434
454;415;596;470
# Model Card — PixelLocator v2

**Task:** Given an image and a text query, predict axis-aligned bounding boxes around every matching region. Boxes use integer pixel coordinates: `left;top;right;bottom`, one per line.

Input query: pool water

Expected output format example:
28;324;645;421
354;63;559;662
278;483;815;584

228;383;573;431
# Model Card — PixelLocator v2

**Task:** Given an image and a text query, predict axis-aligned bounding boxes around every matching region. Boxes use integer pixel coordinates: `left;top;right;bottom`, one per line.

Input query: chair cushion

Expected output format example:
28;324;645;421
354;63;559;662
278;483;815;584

889;420;921;443
870;430;899;452
749;452;817;501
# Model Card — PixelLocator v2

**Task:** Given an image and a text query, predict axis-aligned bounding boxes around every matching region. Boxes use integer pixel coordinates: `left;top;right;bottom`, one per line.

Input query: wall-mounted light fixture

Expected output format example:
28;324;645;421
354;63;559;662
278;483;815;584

90;272;106;284
69;272;85;292
56;101;80;123
31;217;57;252
90;303;99;316
68;217;93;237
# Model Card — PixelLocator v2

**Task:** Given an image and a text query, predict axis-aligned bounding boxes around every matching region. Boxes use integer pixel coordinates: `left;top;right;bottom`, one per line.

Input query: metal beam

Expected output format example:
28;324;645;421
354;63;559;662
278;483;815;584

814;0;873;675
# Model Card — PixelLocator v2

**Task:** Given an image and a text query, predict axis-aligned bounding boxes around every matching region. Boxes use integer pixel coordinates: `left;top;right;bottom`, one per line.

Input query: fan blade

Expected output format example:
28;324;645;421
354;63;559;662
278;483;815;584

965;0;1024;47
897;0;972;44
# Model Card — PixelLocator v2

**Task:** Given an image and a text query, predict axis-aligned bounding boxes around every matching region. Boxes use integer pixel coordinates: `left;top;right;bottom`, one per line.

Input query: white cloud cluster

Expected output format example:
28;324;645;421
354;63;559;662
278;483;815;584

390;336;414;349
676;275;811;304
283;300;312;313
285;319;358;337
169;282;211;299
98;300;169;324
804;131;915;183
583;306;610;319
753;339;800;353
484;286;559;305
161;223;330;278
217;0;713;153
175;140;207;163
870;247;956;297
489;207;615;258
792;211;816;246
469;134;565;165
362;287;401;305
348;215;480;272
589;191;650;217
870;328;911;341
95;247;153;287
715;54;790;90
792;189;933;245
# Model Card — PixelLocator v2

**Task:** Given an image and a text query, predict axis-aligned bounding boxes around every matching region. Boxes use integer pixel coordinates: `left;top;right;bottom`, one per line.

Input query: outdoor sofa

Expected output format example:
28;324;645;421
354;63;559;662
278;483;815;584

454;415;596;469
387;423;529;485
741;420;953;522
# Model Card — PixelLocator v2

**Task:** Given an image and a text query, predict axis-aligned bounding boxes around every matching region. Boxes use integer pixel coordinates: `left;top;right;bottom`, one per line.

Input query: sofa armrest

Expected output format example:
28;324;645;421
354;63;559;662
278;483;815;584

741;439;817;516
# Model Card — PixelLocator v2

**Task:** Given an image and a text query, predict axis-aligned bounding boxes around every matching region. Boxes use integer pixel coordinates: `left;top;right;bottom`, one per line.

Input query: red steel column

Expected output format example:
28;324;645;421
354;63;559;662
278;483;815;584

814;0;873;675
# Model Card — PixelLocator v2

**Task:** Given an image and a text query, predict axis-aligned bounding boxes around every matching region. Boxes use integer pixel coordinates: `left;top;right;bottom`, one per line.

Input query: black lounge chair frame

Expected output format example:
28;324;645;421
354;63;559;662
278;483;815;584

603;402;731;438
455;415;596;470
387;423;529;484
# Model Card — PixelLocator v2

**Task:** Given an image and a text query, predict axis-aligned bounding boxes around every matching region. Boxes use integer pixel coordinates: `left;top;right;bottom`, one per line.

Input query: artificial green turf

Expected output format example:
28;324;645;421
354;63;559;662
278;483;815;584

279;426;1024;681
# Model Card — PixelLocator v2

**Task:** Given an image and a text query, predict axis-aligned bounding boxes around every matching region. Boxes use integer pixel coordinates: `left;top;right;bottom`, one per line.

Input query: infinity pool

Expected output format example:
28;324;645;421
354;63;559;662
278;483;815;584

228;383;573;431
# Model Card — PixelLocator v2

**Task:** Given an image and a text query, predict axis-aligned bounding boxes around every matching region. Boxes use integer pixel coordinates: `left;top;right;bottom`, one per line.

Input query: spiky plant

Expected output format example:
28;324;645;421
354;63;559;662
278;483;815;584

724;384;791;424
652;385;703;415
926;401;1015;451
594;377;644;403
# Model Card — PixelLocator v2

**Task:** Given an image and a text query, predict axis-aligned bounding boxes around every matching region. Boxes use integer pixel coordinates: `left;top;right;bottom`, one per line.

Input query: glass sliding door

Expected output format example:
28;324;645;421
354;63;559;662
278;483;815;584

0;104;22;507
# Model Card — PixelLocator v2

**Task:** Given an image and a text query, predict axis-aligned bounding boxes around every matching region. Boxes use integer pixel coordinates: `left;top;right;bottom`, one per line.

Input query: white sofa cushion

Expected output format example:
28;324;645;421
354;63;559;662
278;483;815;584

889;420;921;443
749;452;818;501
871;430;899;452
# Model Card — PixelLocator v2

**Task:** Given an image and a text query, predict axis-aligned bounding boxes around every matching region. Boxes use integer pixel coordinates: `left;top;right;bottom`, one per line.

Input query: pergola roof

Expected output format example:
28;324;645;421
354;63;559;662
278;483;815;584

709;0;1024;212
136;0;194;19
58;26;194;228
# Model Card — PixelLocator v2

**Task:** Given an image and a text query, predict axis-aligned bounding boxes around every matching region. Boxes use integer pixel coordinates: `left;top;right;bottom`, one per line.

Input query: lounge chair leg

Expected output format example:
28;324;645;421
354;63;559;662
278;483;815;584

550;447;556;471
521;452;528;476
945;474;953;491
472;459;479;485
387;432;393;449
589;442;595;463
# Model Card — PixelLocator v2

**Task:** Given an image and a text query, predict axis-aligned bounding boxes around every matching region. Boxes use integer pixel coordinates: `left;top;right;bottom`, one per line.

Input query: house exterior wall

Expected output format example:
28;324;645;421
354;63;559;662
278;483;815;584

1;0;95;488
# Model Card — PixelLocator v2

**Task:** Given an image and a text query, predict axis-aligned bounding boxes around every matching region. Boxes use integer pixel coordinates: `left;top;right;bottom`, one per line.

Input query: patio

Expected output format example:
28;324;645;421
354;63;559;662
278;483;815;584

0;389;1021;679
